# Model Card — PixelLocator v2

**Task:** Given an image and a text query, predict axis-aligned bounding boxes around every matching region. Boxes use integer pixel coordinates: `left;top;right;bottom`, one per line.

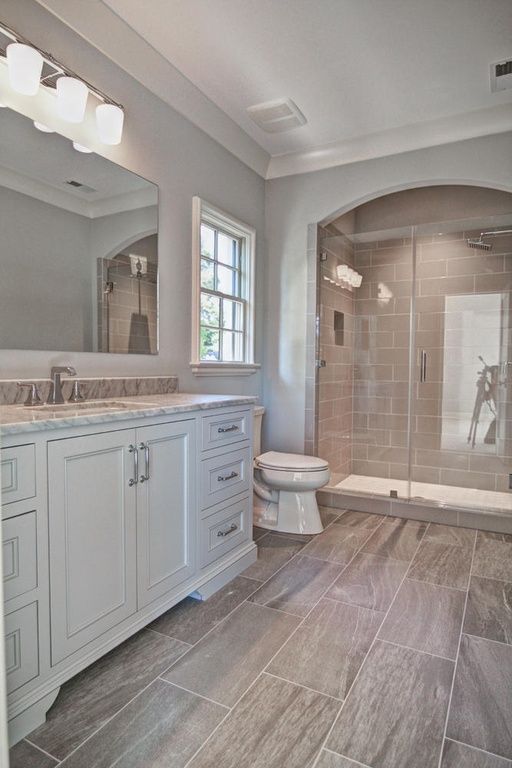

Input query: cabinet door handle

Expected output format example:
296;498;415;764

128;444;138;486
218;424;239;433
139;442;150;482
217;470;239;482
217;523;238;537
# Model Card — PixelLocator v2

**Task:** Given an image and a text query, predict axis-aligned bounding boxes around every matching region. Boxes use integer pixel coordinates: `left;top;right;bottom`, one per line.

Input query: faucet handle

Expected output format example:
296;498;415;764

17;382;43;407
68;380;85;403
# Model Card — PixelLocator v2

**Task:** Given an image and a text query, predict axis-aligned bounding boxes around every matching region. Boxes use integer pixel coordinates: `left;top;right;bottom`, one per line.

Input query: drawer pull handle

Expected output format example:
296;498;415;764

217;471;239;482
128;444;138;486
217;523;238;537
218;425;239;433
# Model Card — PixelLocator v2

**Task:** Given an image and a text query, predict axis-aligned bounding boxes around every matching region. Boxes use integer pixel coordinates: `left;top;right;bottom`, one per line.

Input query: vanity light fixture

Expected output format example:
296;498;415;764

336;264;363;289
0;21;125;144
6;42;42;95
56;76;88;123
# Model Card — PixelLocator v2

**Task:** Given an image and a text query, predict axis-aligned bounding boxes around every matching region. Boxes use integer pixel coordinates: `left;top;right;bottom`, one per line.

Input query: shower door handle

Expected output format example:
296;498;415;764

420;350;427;383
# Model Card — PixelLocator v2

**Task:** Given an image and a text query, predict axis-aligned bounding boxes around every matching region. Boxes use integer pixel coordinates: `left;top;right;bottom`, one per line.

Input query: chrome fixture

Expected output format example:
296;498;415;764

48;365;76;405
138;442;150;483
68;380;85;403
128;444;138;487
17;382;42;406
0;21;125;145
217;523;238;537
466;228;512;251
420;350;428;383
217;471;239;482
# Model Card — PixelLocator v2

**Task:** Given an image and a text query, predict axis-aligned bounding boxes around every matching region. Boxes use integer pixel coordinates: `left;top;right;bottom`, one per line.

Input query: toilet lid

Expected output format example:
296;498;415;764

256;451;329;472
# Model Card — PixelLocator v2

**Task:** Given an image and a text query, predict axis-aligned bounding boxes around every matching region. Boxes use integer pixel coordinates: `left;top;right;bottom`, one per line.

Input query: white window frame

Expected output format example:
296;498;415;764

191;196;259;376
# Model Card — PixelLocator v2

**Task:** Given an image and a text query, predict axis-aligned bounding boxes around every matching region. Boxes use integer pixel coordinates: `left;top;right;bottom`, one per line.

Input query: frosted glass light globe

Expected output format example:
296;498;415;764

57;77;89;123
96;103;124;145
6;43;43;96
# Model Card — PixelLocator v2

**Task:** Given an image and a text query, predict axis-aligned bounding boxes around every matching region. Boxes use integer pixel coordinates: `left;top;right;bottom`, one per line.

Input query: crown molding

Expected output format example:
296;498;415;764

266;103;512;179
31;0;512;182
32;0;270;177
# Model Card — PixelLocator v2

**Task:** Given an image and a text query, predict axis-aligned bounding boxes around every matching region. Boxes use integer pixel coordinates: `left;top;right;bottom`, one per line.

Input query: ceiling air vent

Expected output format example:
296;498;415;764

490;58;512;92
65;180;96;193
246;98;307;133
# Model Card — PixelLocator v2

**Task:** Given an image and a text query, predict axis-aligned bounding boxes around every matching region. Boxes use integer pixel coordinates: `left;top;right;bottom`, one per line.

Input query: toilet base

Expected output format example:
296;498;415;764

253;490;324;535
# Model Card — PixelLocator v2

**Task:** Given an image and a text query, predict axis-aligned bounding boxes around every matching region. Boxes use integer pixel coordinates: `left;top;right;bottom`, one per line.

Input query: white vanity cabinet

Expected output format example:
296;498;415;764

48;419;196;664
1;398;256;746
135;420;196;608
48;428;138;665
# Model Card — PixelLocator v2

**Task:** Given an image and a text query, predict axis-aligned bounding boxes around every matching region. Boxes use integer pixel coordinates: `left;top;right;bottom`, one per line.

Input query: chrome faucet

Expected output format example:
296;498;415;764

48;366;77;404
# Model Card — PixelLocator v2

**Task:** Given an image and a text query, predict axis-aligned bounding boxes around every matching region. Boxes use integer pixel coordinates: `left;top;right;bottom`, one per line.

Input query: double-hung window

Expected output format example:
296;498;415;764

191;197;258;375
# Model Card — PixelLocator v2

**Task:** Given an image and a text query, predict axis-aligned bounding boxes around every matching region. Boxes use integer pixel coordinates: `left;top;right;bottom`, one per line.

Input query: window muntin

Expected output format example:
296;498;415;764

199;223;245;362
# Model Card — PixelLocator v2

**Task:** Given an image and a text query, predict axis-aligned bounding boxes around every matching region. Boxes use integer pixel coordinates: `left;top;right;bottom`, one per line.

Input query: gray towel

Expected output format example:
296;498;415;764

128;312;151;354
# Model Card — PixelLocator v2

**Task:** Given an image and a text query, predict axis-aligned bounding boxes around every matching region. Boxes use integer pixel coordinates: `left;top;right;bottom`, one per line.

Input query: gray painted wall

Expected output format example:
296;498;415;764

264;132;512;453
0;0;265;402
0;186;92;352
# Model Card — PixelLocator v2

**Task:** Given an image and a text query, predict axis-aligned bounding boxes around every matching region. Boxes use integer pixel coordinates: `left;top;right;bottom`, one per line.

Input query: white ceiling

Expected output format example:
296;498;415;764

38;0;512;178
0;107;156;217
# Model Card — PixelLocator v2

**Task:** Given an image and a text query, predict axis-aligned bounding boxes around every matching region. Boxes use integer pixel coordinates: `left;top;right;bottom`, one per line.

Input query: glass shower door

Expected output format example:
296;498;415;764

410;220;512;513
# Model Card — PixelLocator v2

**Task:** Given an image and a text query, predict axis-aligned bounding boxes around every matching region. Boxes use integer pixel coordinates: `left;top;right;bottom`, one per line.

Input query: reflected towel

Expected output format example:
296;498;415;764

128;312;151;354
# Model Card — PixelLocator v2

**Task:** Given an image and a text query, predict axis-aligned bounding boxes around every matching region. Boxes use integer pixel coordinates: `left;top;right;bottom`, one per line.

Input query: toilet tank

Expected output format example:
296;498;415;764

253;406;265;458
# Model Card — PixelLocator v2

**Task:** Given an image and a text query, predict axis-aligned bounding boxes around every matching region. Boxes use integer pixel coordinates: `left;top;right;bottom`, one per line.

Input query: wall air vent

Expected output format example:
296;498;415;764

490;58;512;92
65;180;96;193
246;98;307;133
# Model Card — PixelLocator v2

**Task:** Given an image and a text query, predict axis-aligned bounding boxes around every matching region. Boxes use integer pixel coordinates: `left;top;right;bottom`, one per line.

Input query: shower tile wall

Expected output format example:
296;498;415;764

352;228;512;495
98;257;158;354
316;228;355;481
352;238;412;482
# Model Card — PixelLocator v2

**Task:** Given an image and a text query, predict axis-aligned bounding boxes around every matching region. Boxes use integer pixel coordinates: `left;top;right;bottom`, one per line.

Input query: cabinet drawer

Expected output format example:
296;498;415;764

1;444;36;507
200;496;251;567
3;511;37;602
201;409;251;452
201;447;251;510
5;602;39;695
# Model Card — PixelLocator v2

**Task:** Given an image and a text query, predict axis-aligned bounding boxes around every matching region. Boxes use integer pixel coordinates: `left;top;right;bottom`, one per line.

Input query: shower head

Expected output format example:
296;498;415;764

466;228;512;251
466;237;493;251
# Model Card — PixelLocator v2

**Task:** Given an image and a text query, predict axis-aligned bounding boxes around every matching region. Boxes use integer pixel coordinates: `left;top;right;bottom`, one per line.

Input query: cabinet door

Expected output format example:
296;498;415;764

136;420;196;608
48;429;137;665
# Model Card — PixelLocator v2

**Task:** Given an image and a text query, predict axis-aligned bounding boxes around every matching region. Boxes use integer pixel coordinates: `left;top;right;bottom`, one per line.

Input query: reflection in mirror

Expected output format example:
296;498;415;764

97;237;158;354
0;107;158;354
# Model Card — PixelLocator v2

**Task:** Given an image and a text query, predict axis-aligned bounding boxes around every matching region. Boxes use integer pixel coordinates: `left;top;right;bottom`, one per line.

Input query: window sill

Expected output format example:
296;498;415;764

190;362;261;377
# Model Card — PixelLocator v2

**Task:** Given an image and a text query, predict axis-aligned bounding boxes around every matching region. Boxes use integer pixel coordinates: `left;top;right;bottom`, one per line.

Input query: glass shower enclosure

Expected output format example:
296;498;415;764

315;214;512;516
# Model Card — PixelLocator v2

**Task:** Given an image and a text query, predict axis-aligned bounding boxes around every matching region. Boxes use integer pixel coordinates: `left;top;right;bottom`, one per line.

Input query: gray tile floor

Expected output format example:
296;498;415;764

9;508;512;768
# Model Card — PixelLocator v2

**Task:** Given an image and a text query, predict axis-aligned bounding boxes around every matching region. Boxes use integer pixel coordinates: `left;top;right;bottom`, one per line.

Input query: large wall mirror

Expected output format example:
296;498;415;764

0;107;159;354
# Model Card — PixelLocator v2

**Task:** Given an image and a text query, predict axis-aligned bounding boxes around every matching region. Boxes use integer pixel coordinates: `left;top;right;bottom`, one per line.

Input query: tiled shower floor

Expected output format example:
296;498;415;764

334;473;512;513
10;508;512;768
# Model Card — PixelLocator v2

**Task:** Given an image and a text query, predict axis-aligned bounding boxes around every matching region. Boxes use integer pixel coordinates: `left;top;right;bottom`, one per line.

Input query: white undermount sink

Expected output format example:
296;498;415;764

25;400;158;412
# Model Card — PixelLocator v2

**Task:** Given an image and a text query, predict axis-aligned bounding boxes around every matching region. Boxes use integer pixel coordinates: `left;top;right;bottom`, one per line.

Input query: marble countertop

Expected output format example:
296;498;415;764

0;393;258;436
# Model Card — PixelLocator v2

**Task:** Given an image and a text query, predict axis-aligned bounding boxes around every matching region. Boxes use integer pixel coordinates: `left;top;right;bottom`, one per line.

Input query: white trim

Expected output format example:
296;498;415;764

34;0;270;178
266;103;512;180
190;362;260;377
191;197;257;374
0;464;8;768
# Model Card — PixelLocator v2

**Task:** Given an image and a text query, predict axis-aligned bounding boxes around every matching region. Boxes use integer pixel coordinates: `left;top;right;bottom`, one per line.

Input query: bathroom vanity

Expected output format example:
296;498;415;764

0;393;257;744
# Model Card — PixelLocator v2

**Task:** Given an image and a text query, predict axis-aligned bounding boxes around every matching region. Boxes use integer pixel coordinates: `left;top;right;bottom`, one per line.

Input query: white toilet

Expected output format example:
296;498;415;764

253;406;330;535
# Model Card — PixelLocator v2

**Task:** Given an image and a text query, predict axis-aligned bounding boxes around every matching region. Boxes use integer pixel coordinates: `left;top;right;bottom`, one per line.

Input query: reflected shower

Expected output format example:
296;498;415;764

466;228;512;251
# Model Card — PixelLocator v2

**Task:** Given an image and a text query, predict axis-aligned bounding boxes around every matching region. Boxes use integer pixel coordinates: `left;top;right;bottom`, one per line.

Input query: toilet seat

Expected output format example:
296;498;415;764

256;451;329;472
